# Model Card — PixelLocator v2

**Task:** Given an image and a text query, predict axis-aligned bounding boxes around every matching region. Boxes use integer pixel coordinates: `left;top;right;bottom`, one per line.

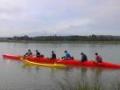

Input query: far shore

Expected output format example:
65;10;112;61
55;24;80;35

0;35;120;44
1;40;120;44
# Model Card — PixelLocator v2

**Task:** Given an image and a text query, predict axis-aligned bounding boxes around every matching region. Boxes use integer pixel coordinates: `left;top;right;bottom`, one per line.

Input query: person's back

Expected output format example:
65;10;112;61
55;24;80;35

95;53;102;63
64;50;72;59
81;52;88;62
51;51;56;59
24;49;32;57
36;50;41;57
27;49;32;56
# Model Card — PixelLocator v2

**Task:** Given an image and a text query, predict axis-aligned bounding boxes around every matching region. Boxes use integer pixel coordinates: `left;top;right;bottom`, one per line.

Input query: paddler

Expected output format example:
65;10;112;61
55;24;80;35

95;53;102;63
24;49;32;56
62;50;73;59
51;51;56;59
80;52;88;62
35;50;41;57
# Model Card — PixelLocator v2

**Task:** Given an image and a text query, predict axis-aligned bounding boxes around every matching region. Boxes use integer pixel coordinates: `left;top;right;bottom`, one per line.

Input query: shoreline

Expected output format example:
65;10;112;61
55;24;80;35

1;40;120;44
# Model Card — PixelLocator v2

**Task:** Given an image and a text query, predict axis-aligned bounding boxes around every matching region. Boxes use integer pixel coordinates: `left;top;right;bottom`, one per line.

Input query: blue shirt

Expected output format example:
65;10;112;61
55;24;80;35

65;52;71;58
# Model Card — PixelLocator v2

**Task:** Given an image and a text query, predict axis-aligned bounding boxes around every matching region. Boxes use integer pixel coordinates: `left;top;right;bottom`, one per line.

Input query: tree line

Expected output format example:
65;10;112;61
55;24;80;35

0;35;120;42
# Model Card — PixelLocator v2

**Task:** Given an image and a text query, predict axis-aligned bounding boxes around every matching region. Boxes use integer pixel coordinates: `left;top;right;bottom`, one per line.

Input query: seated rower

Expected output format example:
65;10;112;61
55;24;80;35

36;50;44;58
50;51;56;59
95;53;102;63
62;50;73;60
80;52;88;62
36;50;41;57
24;49;32;57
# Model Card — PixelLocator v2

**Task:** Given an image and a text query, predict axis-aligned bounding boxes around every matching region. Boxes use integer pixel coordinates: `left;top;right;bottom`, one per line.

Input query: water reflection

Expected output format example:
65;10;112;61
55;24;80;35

50;67;104;90
17;62;120;90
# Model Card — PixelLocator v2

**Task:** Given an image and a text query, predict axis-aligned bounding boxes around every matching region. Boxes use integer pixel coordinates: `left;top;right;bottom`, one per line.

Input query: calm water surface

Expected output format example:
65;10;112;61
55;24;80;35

0;42;120;90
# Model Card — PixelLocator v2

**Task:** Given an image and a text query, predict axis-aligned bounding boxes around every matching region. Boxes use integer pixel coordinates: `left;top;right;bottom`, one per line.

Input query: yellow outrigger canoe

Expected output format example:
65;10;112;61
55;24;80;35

23;59;66;68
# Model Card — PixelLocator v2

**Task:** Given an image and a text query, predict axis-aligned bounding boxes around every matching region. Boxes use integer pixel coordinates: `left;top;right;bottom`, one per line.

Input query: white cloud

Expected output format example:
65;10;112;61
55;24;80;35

0;0;120;36
52;18;94;33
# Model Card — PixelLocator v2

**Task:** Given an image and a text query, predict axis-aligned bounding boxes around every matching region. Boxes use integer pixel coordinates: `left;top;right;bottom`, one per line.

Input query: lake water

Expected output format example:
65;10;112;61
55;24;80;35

0;42;120;90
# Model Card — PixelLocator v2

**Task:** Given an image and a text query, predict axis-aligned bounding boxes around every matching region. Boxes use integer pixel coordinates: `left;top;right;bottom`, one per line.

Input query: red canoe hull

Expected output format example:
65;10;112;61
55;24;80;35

3;54;120;69
3;54;21;60
26;56;120;69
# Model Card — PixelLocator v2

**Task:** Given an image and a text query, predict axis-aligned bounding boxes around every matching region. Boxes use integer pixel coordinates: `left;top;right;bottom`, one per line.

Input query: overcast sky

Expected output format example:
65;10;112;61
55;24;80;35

0;0;120;36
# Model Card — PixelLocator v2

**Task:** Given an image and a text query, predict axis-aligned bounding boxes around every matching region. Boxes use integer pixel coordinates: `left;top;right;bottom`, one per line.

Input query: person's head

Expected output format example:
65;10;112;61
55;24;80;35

95;53;98;55
28;49;31;52
64;50;68;53
52;51;54;53
81;52;84;55
36;50;38;52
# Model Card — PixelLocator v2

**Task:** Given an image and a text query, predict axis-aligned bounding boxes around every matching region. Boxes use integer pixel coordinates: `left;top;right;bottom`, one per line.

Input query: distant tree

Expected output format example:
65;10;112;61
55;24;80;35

91;34;97;38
